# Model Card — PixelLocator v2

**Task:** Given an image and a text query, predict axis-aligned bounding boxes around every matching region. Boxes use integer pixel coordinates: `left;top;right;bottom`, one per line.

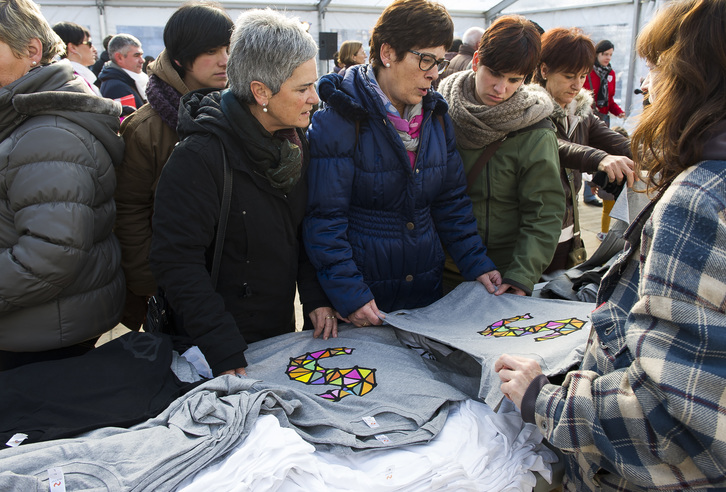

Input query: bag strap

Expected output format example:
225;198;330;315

466;138;505;192
465;119;554;192
211;141;233;289
567;171;583;249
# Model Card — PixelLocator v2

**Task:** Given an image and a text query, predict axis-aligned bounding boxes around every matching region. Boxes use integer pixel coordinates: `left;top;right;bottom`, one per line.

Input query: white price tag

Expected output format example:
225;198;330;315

48;467;66;492
362;416;380;428
374;433;391;444
5;433;28;447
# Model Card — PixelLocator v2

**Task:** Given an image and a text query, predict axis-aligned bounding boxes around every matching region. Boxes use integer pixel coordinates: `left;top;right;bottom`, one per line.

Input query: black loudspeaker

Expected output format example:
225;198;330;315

319;32;338;60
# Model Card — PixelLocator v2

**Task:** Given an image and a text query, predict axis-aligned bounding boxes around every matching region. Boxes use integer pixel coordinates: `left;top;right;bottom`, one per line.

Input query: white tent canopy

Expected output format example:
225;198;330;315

37;0;665;123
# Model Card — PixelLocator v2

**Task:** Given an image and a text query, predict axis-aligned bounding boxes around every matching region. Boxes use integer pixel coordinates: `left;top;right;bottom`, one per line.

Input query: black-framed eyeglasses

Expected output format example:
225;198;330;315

408;50;449;74
81;40;93;47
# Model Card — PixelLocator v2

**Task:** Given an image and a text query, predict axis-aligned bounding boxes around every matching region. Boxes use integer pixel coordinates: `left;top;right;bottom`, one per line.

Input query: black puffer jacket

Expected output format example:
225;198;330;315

150;89;329;375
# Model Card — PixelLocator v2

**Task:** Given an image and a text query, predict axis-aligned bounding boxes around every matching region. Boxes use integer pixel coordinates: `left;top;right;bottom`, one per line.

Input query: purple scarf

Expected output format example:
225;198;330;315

145;74;182;130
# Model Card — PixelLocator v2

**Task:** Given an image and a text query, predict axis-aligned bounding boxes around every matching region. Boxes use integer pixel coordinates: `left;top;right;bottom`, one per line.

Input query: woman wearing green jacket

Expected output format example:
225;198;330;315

440;15;563;295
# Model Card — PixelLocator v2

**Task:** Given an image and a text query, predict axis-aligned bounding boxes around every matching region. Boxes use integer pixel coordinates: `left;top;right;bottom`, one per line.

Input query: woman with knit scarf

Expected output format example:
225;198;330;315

304;0;501;330
583;39;625;127
440;15;564;296
114;3;233;330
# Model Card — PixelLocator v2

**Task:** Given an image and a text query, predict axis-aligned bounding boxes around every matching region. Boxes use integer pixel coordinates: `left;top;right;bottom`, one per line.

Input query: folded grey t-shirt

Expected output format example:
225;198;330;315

244;326;468;452
384;282;595;405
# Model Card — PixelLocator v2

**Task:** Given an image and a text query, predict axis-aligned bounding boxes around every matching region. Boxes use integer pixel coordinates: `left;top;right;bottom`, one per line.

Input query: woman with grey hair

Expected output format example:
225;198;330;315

150;8;335;377
1;0;125;370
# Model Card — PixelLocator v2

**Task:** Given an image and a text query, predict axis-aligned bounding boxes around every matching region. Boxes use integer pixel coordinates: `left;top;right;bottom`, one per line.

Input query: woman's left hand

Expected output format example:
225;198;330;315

477;270;502;293
310;306;339;340
494;354;543;409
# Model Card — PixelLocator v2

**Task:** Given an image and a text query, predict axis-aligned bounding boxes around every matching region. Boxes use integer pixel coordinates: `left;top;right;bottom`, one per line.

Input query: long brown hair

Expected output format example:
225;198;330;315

631;0;726;192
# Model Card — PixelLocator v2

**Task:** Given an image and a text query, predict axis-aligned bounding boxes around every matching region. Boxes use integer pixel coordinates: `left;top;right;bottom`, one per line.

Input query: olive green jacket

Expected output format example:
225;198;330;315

445;126;564;294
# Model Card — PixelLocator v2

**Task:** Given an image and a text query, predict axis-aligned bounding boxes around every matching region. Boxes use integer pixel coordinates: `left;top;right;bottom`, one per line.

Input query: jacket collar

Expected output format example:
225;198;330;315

317;64;449;123
550;88;594;120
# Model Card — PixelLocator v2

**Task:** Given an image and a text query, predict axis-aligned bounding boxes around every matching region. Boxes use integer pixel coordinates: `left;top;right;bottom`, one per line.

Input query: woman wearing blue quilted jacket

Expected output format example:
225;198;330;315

304;0;501;337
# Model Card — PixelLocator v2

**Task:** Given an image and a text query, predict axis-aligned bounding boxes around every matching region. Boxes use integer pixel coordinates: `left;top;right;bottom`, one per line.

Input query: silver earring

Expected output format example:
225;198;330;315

385;62;391;68
262;104;268;113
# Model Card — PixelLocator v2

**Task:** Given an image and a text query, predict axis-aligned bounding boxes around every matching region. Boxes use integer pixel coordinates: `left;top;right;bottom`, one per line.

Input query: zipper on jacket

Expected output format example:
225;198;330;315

412;111;433;173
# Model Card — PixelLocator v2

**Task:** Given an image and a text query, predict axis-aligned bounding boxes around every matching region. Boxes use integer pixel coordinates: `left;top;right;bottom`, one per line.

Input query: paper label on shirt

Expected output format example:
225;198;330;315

362;416;380;428
5;433;28;447
383;465;395;481
374;433;391;444
48;467;66;492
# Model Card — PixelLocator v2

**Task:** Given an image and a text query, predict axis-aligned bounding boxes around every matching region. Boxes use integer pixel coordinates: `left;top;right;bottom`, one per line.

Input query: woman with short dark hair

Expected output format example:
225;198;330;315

496;1;726;489
304;0;501;333
52;21;100;95
440;15;564;296
114;2;233;330
583;39;625;127
534;27;635;273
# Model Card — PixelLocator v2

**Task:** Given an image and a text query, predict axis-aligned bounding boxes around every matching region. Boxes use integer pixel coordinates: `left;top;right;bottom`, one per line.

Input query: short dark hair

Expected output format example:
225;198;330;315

535;27;595;85
369;0;453;70
477;15;540;76
102;34;113;51
164;2;233;79
52;21;89;57
595;39;614;54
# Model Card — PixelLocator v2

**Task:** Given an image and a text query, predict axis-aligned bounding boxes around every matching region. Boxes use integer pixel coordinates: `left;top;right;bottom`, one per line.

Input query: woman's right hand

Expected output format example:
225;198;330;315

349;299;385;327
598;154;636;187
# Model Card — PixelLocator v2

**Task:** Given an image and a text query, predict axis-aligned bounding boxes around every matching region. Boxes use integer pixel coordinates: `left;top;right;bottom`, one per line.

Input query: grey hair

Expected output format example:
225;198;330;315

0;0;64;64
227;8;317;104
462;26;485;48
108;33;142;57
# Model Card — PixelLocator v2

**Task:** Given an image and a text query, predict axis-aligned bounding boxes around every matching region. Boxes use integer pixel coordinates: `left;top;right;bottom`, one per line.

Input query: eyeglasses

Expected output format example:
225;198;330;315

408;50;449;74
81;40;93;47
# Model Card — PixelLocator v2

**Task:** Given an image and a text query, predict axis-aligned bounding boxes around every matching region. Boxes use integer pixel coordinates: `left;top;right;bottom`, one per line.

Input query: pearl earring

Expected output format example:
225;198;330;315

31;61;37;66
385;62;391;68
262;103;268;113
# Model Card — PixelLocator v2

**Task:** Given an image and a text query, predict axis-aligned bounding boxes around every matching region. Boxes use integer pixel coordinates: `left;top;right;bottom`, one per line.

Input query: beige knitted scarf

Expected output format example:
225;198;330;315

439;70;554;149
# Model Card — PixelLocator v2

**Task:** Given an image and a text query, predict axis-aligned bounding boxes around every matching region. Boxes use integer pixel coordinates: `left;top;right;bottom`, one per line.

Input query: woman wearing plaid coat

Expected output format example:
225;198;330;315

495;1;726;490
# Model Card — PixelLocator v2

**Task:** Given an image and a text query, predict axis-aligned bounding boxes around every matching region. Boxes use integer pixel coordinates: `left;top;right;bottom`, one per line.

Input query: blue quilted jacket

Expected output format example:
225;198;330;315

304;65;495;317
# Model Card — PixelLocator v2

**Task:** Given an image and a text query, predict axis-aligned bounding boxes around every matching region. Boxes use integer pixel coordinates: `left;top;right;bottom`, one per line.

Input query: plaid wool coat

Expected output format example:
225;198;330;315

534;158;726;491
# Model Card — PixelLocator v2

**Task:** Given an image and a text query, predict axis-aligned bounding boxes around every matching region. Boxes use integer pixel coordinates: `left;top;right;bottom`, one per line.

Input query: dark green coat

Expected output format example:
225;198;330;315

446;126;564;294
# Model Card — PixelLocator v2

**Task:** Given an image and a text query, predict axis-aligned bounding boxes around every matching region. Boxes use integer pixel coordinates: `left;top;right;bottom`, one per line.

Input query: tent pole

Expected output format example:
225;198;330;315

317;0;332;78
95;0;108;40
625;0;644;116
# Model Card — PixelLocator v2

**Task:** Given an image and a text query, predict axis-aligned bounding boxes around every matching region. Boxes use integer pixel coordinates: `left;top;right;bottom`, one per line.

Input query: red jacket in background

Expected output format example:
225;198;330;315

584;67;624;117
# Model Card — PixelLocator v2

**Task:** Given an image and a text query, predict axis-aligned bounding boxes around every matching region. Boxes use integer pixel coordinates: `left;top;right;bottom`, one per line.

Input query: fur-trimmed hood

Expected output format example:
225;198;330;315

316;64;450;123
550;88;594;120
0;61;123;164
